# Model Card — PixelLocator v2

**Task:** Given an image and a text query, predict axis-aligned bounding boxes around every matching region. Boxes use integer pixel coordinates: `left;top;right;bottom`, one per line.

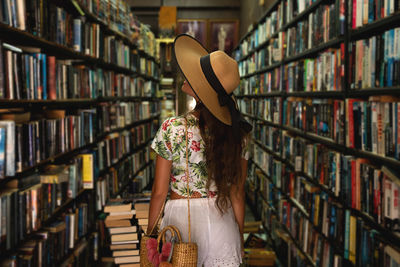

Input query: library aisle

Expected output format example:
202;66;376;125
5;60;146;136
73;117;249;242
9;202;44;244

0;0;399;266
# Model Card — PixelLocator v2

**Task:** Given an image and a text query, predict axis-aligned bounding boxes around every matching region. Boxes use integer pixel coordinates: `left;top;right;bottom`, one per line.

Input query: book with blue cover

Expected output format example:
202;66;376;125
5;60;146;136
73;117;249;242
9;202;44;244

0;127;5;178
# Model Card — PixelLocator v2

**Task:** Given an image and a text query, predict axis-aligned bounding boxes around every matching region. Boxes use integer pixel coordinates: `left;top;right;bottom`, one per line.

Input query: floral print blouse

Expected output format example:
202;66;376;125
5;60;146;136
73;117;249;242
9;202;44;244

151;114;249;197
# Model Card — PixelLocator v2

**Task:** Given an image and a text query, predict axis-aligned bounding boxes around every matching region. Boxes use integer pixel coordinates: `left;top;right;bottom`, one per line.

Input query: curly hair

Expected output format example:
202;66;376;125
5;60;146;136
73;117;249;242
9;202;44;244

191;102;248;213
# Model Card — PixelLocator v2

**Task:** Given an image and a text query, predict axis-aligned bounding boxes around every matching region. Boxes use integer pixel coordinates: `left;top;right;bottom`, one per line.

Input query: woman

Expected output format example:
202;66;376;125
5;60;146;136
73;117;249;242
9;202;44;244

147;34;252;266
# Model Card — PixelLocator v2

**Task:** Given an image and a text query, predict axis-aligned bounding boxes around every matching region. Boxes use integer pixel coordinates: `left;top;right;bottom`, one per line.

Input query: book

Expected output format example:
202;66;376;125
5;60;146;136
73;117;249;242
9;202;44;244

104;202;132;213
80;153;94;189
138;218;148;226
114;255;140;264
0;127;5;178
112;249;139;257
111;233;138;243
105;211;135;221
109;226;137;235
0;121;15;177
110;243;138;250
104;219;132;228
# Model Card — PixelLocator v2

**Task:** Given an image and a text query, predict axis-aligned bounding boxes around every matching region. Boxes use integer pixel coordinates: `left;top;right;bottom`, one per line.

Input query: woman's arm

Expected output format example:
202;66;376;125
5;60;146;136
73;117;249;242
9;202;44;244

230;158;248;254
146;155;172;234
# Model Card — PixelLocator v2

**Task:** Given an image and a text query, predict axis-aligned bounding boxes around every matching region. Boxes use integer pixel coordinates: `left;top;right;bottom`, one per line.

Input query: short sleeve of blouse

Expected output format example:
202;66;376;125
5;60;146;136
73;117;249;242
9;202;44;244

150;118;173;160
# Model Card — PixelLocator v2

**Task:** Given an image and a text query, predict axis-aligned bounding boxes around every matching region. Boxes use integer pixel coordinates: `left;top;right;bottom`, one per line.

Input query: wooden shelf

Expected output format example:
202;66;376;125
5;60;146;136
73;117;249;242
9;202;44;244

283;37;344;64
236;92;283;98
286;91;345;98
347;87;400;97
240;62;281;79
0;96;159;108
350;13;400;41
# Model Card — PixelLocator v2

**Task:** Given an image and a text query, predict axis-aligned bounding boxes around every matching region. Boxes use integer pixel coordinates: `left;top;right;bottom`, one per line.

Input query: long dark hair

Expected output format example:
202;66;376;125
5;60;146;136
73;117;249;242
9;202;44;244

191;102;248;213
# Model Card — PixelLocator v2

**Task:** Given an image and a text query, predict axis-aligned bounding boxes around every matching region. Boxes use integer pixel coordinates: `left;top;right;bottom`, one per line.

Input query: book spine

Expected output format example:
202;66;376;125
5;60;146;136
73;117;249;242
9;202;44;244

73;19;82;52
47;56;56;100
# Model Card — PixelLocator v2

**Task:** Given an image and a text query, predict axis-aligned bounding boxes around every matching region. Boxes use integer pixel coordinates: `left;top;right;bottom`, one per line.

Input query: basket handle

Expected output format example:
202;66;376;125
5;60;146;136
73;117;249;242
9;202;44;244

147;201;166;235
157;225;182;248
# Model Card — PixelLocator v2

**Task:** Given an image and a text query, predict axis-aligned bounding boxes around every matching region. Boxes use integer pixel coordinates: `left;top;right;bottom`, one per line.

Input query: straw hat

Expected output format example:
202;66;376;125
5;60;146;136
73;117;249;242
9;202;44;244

173;34;251;133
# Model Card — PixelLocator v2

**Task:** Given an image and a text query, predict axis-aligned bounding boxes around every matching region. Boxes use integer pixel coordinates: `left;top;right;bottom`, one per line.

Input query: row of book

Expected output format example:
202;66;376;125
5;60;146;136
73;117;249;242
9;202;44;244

280;199;341;266
238;46;345;93
253;123;281;153
1;4;150;73
2;231;98;267
235;0;345;60
75;0;134;37
349;0;400;29
238;98;282;124
350;27;400;89
0;109;96;178
284;3;342;58
238;31;397;92
238;4;283;58
346;98;400;158
0;102;159;178
75;0;158;59
241;97;400;159
238;35;282;77
283;47;345;92
0;42;159;100
252;145;283;188
238;67;281;95
0;171;96;250
238;31;400;93
283;98;345;141
0;0;132;44
98;102;159;132
97;131;152;177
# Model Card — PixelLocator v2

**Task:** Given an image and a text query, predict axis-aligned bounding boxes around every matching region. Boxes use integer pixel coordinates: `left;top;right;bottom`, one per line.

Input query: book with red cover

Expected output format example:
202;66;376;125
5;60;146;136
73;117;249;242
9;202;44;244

47;56;56;99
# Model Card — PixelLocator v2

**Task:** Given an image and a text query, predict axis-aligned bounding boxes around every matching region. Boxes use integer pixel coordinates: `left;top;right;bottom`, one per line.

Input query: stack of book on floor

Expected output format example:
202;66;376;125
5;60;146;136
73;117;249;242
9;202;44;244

134;202;150;234
244;233;275;266
245;248;276;266
244;221;262;233
104;200;140;266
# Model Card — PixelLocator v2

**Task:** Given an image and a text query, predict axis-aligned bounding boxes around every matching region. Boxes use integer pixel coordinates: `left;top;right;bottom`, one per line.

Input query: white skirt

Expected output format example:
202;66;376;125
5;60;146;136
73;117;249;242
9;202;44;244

160;198;242;267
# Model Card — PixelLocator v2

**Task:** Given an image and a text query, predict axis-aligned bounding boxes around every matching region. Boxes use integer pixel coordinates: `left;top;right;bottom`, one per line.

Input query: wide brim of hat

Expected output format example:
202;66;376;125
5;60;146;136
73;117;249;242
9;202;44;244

173;34;232;125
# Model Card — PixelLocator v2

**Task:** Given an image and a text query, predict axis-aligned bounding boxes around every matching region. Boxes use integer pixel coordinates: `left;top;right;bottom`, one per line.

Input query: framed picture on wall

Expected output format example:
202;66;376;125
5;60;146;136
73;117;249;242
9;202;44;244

177;19;208;48
208;19;239;56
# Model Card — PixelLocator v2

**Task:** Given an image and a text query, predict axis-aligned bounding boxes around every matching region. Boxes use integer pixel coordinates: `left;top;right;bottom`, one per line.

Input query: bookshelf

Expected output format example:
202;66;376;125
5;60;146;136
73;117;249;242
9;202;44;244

236;0;400;265
0;0;160;265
